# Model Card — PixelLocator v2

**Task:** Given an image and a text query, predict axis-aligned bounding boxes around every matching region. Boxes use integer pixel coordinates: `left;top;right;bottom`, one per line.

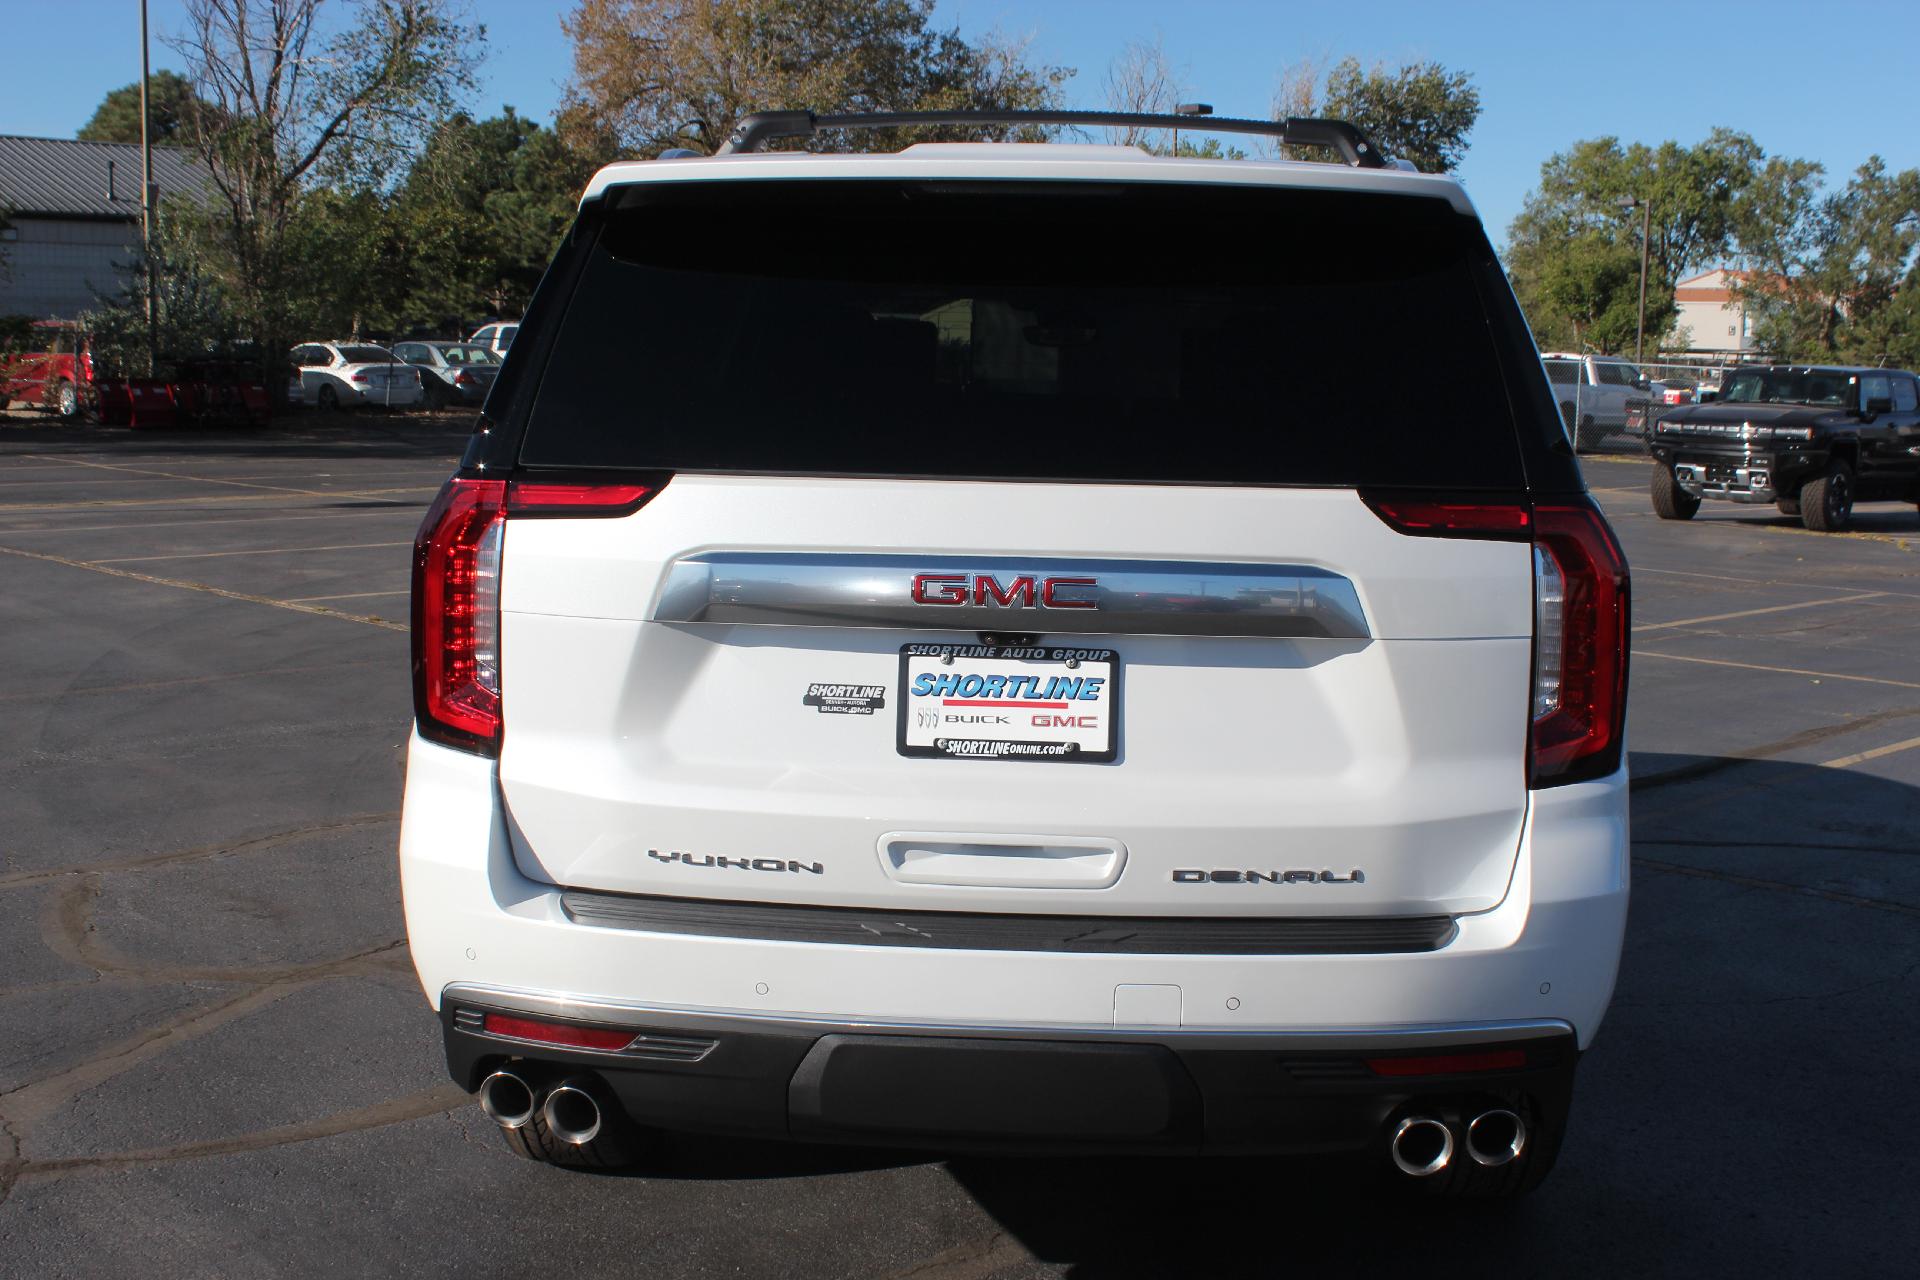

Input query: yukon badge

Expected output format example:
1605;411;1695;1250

649;850;824;875
1172;868;1366;884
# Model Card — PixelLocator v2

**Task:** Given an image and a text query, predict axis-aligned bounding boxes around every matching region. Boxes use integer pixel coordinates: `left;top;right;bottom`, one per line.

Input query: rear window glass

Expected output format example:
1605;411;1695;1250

337;346;395;364
520;181;1528;487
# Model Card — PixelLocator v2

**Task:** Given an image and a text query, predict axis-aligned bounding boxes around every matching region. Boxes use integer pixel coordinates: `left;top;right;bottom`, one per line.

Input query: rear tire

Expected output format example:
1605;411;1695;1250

52;379;79;419
316;384;340;414
1573;414;1603;453
1651;465;1700;520
1800;462;1854;532
1776;496;1801;517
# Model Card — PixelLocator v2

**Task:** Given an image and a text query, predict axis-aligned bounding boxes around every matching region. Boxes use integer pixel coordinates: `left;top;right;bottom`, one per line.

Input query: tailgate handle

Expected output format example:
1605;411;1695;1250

656;552;1369;639
878;832;1126;889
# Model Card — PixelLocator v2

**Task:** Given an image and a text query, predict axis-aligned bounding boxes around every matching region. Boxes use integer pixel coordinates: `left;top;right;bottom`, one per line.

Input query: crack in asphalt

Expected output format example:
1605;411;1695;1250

1630;704;1920;794
0;813;401;890
1631;855;1920;918
12;1084;471;1183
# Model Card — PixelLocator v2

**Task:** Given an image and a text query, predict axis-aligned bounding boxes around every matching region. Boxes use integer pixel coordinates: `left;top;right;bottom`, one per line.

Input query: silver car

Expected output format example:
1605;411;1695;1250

394;341;502;408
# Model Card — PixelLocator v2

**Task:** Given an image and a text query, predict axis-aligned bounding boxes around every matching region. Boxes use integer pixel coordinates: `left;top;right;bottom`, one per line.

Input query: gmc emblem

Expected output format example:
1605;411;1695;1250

910;573;1097;608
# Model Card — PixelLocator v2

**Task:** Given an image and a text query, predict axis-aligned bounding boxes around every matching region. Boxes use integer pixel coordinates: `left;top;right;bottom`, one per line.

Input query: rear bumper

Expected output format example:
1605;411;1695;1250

441;986;1577;1154
400;731;1626;1149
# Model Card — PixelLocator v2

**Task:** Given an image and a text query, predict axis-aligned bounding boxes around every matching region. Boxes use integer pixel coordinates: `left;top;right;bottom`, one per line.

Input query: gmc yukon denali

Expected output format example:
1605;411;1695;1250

399;110;1631;1198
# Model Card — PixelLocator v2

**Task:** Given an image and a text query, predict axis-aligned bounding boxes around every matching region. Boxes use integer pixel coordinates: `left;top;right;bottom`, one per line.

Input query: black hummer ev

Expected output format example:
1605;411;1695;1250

1648;365;1920;531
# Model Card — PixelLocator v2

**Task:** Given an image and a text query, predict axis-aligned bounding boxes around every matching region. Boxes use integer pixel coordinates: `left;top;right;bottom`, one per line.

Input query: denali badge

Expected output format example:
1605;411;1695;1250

1172;868;1365;884
649;850;824;874
910;573;1097;609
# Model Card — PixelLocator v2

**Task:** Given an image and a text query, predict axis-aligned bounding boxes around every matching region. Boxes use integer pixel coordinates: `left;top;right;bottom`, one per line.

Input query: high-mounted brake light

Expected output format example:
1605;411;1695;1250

411;476;668;755
1362;491;1629;787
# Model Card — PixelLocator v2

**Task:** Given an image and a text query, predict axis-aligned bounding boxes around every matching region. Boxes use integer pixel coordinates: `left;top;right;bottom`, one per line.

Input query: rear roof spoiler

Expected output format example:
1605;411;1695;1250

715;110;1391;169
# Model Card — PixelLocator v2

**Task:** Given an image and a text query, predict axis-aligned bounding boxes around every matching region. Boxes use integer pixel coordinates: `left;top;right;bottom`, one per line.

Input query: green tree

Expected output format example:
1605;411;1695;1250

1506;130;1760;351
1320;58;1479;174
77;71;207;145
80;201;245;377
1273;57;1480;173
1733;156;1920;361
166;0;480;391
559;0;1071;156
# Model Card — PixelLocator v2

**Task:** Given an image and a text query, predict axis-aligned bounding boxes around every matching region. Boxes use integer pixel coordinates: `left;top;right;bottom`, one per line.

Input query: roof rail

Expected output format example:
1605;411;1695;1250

715;110;1390;169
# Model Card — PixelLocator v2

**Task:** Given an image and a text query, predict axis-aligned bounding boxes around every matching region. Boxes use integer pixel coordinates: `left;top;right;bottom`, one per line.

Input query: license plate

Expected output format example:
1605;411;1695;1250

898;643;1118;763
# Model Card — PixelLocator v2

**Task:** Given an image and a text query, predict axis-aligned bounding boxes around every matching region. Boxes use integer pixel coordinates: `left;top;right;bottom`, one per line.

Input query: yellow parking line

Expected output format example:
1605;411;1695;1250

92;541;409;564
1821;735;1920;769
1764;524;1916;549
1636;650;1920;691
0;509;426;536
0;543;406;632
23;453;340;497
284;589;408;602
1634;592;1886;633
0;485;439;513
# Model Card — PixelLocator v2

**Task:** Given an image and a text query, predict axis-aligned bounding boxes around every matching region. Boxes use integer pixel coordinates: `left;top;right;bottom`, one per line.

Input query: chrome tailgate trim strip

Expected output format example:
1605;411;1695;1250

654;552;1369;639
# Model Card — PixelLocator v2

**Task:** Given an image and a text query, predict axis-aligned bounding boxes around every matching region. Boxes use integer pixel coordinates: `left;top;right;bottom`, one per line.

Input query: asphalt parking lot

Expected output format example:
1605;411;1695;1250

1;418;1916;1278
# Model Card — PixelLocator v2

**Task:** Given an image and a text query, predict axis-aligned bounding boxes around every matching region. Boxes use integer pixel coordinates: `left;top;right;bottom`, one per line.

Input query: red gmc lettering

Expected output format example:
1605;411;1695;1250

910;573;1100;608
1041;577;1097;608
910;573;969;605
975;575;1036;607
1033;714;1100;728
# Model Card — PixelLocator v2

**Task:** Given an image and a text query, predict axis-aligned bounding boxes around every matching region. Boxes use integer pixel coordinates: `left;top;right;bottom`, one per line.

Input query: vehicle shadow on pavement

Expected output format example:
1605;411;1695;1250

930;753;1917;1277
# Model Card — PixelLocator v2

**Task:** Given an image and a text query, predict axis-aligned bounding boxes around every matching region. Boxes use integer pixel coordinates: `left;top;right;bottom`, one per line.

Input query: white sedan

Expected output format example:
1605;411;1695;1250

289;342;425;410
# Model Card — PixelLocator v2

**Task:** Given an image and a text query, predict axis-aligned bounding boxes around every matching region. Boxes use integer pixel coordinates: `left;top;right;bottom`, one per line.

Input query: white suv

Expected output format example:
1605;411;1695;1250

401;111;1630;1197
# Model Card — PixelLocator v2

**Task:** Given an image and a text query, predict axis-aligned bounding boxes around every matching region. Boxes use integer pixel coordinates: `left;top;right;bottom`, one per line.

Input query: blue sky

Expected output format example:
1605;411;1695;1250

9;0;1918;249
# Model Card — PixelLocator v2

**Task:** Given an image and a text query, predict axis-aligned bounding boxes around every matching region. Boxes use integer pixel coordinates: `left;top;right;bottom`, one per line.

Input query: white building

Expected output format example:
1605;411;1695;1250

0;135;209;320
1672;268;1765;355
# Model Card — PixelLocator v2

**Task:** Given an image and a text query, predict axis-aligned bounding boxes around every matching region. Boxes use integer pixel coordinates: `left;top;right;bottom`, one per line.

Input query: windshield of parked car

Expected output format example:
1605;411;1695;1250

1721;368;1853;406
337;345;396;364
438;345;500;365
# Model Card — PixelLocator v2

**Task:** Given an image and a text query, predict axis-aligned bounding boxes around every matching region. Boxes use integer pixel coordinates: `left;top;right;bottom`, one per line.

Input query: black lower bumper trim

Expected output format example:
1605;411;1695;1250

441;1001;1576;1156
558;889;1457;955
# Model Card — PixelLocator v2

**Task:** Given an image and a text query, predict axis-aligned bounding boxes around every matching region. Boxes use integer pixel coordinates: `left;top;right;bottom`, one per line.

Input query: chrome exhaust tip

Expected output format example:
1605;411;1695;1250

542;1079;604;1146
1466;1108;1527;1167
1390;1116;1454;1177
478;1070;536;1131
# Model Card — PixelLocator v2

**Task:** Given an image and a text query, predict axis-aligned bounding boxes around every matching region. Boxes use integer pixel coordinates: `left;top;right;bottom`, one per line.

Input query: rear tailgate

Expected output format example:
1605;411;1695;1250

497;477;1531;917
472;171;1578;924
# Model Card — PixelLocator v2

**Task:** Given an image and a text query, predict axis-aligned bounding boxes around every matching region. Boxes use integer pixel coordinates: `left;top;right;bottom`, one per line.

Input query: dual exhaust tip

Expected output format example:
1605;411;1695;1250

479;1070;605;1145
1390;1109;1526;1177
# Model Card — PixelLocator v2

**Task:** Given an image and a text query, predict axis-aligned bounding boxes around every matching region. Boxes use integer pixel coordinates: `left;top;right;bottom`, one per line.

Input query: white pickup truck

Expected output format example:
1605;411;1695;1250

1543;352;1663;452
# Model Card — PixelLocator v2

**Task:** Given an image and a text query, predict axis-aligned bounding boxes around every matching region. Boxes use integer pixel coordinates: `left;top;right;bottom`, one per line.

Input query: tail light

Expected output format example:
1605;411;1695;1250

412;474;666;755
351;372;370;383
1528;503;1629;786
454;372;476;387
1363;492;1629;788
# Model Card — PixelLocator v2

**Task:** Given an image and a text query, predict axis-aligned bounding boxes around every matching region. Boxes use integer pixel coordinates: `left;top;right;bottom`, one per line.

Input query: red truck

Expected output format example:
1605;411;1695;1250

0;320;95;418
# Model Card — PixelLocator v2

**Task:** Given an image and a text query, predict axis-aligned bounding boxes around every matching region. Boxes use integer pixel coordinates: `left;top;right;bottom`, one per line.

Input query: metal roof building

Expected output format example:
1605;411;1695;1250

0;135;211;320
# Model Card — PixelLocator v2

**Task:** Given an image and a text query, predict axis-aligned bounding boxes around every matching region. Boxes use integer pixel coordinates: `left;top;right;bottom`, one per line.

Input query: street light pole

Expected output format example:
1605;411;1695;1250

1635;195;1650;365
1621;194;1652;365
139;0;157;377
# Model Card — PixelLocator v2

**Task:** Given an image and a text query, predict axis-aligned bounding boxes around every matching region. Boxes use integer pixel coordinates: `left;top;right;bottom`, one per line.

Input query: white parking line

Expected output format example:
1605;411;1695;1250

1633;592;1887;633
91;541;409;564
0;509;426;536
